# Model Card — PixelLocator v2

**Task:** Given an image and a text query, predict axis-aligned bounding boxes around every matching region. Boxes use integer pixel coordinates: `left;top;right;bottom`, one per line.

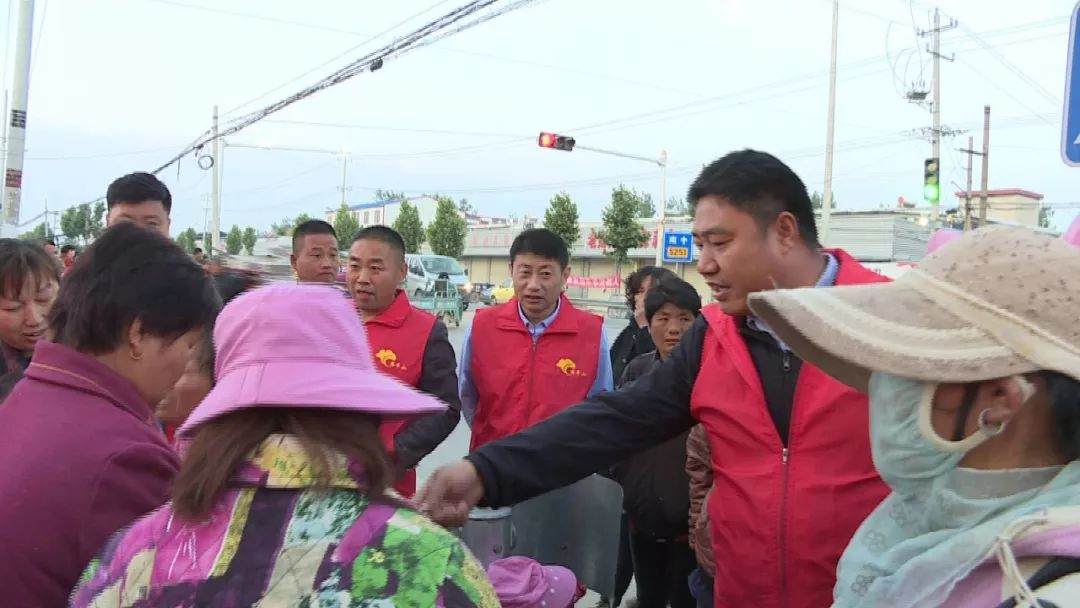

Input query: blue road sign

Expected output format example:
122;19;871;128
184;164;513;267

1063;1;1080;166
662;231;694;263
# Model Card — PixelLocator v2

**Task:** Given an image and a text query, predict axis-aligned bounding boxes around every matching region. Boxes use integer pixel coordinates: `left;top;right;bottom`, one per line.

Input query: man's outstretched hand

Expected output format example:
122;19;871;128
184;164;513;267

416;460;486;527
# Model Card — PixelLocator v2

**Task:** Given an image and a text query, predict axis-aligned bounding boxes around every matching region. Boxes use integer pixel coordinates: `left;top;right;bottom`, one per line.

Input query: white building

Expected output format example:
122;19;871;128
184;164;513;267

324;196;441;228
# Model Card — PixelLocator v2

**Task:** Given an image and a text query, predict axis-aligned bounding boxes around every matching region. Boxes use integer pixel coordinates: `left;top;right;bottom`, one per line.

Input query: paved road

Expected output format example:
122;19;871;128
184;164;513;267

416;307;628;483
416;307;635;606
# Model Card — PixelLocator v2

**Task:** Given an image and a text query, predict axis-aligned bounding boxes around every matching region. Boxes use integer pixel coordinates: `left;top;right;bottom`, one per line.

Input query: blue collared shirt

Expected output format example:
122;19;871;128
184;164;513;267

459;298;613;426
745;253;839;351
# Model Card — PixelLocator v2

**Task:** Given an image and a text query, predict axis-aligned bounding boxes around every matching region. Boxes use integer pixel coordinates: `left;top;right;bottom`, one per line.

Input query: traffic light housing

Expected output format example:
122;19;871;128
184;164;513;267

923;157;940;203
538;132;575;151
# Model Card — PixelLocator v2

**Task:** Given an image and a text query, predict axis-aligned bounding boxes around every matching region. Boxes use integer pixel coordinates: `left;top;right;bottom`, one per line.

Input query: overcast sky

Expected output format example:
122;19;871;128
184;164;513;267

2;0;1076;237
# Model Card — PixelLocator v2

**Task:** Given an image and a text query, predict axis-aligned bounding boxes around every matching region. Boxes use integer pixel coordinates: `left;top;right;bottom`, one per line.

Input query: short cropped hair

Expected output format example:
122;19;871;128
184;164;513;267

106;172;173;214
49;223;221;355
644;276;702;323
292;220;337;253
510;228;569;268
624;265;676;311
352;225;406;261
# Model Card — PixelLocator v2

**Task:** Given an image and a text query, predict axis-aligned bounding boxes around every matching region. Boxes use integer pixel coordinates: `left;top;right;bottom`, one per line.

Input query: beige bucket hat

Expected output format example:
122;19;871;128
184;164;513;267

746;226;1080;393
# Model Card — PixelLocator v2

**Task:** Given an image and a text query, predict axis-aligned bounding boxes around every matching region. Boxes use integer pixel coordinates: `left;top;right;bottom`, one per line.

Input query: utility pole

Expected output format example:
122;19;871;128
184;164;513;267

821;0;839;246
2;0;36;236
919;8;957;225
656;149;667;267
956;136;986;231
339;154;349;206
210;106;222;254
978;105;991;225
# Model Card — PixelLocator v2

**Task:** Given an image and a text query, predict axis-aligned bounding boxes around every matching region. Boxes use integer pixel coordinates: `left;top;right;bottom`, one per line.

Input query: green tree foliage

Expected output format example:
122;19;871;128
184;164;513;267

392;200;425;253
597;185;649;274
175;228;197;253
225;225;243;255
332;203;360;251
1038;205;1055;229
242;227;258;255
543;191;580;253
633;189;656;218
374;189;407;202
292;213;313;230
810;191;838;209
458;197;476;215
59;202;105;243
426;195;467;258
666;196;690;217
19;223;47;241
271;217;293;236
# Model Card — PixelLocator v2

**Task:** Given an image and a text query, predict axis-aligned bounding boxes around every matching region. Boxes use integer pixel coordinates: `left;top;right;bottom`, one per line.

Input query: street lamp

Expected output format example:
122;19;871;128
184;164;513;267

537;132;668;266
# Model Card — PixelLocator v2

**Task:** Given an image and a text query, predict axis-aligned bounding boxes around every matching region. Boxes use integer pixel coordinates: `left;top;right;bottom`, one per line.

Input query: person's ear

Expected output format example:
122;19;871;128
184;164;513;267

771;212;802;253
127;318;146;361
979;376;1037;427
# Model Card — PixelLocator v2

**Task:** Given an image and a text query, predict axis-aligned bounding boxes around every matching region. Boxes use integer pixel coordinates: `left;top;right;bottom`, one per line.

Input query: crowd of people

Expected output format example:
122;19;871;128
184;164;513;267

1;149;1079;607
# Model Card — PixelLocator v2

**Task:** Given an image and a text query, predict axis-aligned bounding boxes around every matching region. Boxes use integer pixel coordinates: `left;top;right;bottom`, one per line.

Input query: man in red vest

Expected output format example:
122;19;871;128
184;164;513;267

346;226;461;497
459;228;613;450
419;150;891;608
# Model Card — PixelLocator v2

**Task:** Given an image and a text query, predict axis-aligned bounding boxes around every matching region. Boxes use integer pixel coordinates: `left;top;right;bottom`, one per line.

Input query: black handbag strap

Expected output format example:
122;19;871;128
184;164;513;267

994;556;1080;608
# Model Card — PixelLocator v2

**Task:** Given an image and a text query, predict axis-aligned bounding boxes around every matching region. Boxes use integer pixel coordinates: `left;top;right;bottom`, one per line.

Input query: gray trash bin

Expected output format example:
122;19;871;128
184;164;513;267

458;506;515;569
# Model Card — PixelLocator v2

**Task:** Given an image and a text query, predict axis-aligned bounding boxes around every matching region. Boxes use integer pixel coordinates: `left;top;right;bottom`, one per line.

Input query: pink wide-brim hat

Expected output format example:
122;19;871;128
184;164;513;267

926;228;962;254
178;283;445;437
487;557;577;608
1063;214;1080;248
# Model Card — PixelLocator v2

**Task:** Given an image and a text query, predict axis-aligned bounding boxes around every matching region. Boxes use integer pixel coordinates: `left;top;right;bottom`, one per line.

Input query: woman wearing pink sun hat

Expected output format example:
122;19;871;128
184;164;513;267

71;284;500;607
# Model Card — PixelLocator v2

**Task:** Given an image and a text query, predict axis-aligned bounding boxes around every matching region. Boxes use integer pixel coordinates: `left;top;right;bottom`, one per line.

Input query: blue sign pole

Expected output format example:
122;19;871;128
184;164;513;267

1063;1;1080;166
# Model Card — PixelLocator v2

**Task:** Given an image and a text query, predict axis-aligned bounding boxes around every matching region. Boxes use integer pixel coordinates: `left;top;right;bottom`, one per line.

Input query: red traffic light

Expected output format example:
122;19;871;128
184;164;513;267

538;132;575;151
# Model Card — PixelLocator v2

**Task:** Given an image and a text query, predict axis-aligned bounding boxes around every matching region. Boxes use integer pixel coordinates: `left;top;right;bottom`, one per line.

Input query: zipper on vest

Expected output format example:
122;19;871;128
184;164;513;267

779;447;790;608
782;351;791;372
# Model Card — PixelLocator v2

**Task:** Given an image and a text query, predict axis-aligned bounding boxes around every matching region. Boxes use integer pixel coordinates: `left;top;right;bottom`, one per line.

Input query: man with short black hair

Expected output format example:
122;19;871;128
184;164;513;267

291;220;339;283
346;225;460;497
105;172;172;236
458;228;613;450
60;244;77;275
420;150;891;608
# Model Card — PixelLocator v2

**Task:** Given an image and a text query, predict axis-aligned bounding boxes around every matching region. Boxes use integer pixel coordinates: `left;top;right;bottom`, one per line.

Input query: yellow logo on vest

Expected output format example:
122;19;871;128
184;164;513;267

556;358;586;377
375;348;407;371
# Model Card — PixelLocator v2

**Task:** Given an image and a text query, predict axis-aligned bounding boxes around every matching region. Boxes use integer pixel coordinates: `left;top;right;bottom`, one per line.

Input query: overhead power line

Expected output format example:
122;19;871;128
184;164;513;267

148;0;544;176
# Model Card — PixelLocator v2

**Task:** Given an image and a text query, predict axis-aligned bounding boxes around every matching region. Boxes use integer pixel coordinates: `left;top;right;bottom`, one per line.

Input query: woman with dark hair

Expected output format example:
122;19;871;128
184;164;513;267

72;284;498;606
0;239;61;400
157;270;262;444
0;223;221;607
748;227;1080;606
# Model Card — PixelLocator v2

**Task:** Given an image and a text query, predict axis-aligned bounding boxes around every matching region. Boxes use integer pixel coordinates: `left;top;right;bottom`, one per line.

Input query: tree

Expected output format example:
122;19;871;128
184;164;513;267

810;191;838;209
1039;205;1055;229
292;213;313;230
225;225;243;255
242;227;258;255
60;206;82;243
666;196;690;217
543;191;580;253
458;197;476;216
393;200;425;253
597;185;649;275
175;227;198;253
271;217;292;236
89;201;105;237
374;189;407;202
59;202;102;243
332;203;360;250
426;195;467;258
19;223;47;241
633;189;656;218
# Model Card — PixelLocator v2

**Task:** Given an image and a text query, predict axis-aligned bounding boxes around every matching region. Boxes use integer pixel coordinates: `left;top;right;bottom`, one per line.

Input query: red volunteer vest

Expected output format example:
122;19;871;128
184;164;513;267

468;295;603;450
364;290;436;498
690;249;891;608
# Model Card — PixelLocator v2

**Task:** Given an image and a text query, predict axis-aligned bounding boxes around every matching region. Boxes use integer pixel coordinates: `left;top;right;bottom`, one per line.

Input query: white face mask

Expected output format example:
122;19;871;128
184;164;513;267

867;373;1035;493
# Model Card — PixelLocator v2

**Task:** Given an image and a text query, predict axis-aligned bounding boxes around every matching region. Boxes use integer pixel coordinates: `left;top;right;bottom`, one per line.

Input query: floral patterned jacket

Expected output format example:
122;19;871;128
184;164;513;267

70;434;499;607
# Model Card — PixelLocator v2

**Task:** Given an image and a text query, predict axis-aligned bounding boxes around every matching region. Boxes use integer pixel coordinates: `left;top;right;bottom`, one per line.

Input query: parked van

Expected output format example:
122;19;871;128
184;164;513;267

404;254;471;304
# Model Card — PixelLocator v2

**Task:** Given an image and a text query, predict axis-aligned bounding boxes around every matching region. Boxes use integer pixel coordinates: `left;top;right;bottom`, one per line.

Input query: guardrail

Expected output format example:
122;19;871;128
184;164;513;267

568;297;630;321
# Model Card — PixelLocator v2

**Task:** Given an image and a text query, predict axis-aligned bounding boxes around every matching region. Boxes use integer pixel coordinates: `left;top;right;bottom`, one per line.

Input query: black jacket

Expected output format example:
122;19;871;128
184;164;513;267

609;351;691;537
466;315;796;507
609;321;655;384
395;320;462;470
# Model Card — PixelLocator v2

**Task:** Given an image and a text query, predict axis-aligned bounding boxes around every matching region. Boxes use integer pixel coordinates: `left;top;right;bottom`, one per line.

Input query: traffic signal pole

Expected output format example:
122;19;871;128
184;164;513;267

573;144;669;266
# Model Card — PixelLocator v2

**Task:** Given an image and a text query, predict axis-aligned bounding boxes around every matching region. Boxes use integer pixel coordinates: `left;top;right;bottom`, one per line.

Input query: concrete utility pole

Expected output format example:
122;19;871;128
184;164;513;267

821;0;839;246
919;8;957;225
979;105;991;225
339;154;349;206
657;149;667;267
957;135;987;231
2;0;35;236
210;106;222;254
